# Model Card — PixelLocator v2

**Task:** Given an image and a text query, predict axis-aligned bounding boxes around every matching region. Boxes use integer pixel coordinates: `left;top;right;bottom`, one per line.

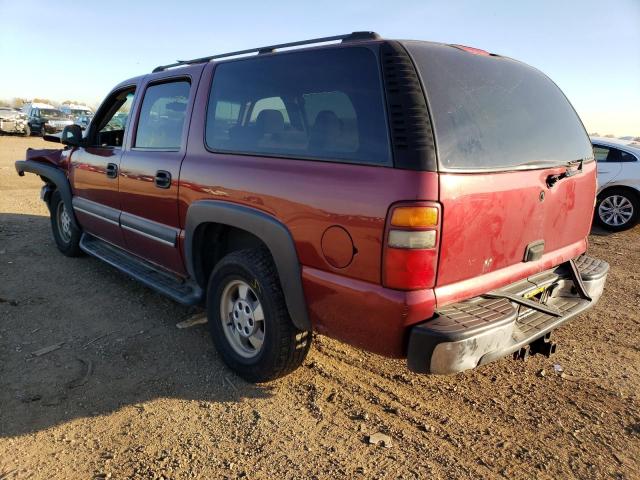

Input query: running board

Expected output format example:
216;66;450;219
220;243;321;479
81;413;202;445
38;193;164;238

79;234;203;306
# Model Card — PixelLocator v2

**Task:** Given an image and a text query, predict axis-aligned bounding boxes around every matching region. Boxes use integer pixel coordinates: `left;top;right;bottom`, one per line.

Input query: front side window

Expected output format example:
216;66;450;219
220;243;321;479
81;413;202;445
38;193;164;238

594;146;611;162
135;80;190;149
40;109;64;119
93;89;136;148
205;47;391;165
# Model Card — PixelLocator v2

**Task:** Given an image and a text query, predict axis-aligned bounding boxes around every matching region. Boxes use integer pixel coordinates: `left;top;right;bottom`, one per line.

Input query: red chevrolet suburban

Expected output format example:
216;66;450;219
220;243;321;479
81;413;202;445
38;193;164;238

16;32;609;381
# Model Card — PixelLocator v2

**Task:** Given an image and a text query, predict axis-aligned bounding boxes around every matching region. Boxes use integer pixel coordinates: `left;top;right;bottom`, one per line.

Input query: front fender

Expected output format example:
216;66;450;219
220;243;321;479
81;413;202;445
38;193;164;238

184;201;310;331
15;159;79;229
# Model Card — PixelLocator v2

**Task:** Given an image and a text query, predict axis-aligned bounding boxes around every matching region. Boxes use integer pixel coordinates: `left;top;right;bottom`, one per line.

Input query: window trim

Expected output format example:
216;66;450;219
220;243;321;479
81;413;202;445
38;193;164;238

130;76;192;153
88;84;137;150
203;45;393;168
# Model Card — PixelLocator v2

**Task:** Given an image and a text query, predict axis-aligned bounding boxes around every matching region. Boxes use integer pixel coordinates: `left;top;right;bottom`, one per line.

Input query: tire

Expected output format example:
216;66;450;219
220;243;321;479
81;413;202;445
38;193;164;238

595;187;639;231
41;124;48;137
207;247;311;382
50;190;82;256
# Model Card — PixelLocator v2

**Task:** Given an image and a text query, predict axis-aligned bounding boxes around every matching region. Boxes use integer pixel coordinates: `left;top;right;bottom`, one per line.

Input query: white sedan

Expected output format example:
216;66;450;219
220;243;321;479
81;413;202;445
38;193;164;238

591;136;640;230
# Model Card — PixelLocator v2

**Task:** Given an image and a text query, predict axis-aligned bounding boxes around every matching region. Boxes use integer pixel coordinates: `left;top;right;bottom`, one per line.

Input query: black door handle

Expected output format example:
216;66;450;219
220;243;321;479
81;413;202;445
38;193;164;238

154;170;171;189
106;163;118;179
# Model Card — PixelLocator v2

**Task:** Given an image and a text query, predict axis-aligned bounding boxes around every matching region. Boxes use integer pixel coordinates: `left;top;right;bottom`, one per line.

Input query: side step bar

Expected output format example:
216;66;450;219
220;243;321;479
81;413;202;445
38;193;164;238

80;234;203;306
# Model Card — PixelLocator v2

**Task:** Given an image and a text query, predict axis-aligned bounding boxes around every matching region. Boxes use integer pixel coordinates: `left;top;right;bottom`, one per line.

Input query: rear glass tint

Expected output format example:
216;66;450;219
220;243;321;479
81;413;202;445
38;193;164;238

404;42;593;170
206;47;391;166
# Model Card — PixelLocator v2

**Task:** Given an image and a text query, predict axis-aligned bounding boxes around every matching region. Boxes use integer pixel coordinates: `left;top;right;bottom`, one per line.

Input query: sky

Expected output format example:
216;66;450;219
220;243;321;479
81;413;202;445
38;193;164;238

0;0;638;136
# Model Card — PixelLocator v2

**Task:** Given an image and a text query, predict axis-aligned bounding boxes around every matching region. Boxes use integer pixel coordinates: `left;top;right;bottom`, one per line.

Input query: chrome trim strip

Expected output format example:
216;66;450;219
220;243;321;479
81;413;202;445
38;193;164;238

72;197;178;247
73;206;120;226
120;211;178;247
72;197;121;224
121;223;176;247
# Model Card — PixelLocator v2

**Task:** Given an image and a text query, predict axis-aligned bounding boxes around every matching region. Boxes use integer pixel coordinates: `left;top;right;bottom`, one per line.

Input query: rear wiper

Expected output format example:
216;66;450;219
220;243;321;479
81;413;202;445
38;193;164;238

546;158;584;188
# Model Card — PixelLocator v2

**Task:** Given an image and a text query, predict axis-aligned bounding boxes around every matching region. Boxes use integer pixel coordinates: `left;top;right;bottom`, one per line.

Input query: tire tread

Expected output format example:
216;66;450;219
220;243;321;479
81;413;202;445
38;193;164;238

208;247;311;382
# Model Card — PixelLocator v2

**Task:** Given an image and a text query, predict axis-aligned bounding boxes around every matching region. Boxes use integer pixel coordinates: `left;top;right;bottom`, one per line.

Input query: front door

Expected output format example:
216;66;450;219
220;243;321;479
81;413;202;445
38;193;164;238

118;76;197;275
69;87;137;247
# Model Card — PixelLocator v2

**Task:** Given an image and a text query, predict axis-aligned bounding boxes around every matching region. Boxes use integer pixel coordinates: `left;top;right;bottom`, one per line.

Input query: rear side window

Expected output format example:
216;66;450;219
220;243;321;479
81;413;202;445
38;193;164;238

135;80;190;150
594;145;637;163
205;47;391;165
404;42;593;170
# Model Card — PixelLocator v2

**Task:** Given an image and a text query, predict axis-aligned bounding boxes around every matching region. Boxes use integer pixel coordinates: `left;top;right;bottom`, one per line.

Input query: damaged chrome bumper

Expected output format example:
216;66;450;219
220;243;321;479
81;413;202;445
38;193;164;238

0;118;27;134
407;255;609;374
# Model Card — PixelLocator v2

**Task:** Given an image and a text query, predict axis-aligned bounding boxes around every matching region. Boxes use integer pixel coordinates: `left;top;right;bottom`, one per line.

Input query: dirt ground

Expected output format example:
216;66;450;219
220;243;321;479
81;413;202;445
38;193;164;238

0;135;639;480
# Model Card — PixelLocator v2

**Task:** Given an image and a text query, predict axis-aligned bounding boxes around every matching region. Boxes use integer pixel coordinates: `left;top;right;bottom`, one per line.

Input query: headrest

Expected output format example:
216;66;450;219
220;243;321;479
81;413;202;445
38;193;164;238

256;109;285;134
313;110;341;133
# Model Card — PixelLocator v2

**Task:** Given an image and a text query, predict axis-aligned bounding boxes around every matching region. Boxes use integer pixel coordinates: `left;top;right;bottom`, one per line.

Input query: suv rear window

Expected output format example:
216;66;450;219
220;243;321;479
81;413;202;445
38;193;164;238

404;42;593;170
205;47;391;166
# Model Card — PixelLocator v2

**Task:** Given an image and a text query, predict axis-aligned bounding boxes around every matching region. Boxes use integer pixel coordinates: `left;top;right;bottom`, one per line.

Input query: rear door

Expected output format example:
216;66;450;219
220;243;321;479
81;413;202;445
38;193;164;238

118;68;202;275
404;42;596;294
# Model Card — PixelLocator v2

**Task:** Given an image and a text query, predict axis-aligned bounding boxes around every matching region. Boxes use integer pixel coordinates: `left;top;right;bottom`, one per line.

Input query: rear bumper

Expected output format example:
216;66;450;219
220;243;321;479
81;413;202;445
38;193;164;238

407;255;609;374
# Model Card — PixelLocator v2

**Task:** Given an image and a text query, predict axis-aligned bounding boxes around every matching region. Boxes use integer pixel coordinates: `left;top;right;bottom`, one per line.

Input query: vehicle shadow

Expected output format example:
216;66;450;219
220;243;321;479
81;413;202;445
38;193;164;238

0;213;273;438
590;224;615;236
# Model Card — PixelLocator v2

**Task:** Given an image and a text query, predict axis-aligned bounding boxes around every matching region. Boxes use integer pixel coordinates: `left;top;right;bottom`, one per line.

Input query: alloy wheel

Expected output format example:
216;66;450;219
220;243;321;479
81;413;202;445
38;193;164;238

598;194;634;227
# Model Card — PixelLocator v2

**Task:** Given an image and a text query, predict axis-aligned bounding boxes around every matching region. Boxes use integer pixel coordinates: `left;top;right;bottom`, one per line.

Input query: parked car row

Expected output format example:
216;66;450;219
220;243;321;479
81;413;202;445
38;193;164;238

0;107;29;135
0;102;94;137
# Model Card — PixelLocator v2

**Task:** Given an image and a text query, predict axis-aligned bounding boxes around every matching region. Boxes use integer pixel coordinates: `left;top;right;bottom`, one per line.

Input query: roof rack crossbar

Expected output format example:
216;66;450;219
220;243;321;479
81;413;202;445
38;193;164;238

152;31;380;73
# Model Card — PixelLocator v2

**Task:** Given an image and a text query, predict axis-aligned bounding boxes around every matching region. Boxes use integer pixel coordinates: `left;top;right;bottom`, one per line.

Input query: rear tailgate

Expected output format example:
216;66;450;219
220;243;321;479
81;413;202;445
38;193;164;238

437;162;596;287
403;41;596;303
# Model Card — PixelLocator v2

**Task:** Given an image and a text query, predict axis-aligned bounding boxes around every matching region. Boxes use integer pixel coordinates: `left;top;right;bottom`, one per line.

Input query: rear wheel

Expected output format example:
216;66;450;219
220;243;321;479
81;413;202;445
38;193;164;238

207;248;311;382
50;190;82;256
596;188;639;231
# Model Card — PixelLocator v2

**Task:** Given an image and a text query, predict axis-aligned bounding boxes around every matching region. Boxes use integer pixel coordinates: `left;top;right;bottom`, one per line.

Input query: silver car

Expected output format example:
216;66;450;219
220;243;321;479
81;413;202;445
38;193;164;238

591;136;640;230
0;107;29;135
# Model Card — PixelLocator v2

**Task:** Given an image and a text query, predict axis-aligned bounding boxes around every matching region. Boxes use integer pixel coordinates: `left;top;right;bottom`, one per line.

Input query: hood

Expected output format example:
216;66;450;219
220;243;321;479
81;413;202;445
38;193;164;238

25;147;66;169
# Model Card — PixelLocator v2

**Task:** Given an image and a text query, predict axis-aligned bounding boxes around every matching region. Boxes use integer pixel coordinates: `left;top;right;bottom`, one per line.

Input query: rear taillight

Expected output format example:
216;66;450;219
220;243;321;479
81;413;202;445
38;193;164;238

383;203;441;290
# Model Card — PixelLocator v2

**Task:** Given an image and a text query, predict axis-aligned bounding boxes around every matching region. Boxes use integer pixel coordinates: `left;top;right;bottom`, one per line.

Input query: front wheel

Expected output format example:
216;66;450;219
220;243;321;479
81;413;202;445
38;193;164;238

50;190;82;256
595;188;639;231
207;248;311;382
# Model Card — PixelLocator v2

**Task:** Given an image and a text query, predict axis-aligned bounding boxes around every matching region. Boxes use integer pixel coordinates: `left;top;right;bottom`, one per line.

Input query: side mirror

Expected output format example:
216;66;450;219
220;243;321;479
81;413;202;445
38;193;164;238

61;124;83;147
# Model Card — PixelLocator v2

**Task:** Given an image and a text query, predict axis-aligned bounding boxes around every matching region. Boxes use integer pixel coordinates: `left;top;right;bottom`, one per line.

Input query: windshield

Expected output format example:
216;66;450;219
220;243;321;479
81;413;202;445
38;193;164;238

40;109;65;119
404;42;593;170
71;109;92;116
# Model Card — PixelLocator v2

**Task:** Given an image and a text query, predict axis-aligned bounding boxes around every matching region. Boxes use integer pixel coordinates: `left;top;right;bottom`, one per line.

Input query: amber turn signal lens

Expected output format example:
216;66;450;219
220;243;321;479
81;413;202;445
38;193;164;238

390;207;438;228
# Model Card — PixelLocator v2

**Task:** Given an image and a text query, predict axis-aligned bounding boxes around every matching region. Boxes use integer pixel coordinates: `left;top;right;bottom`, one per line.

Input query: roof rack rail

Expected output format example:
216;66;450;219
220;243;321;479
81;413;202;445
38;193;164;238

152;31;381;73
